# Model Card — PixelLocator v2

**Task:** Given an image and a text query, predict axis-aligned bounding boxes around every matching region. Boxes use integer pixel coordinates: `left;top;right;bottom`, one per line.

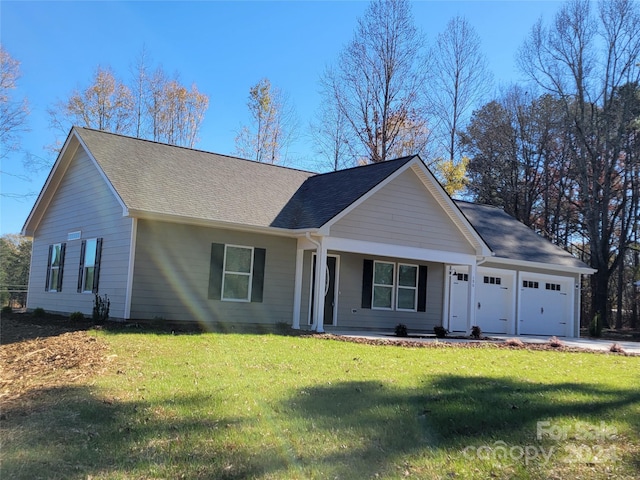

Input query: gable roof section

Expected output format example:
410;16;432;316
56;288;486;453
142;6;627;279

455;201;593;272
271;157;414;229
75;127;315;228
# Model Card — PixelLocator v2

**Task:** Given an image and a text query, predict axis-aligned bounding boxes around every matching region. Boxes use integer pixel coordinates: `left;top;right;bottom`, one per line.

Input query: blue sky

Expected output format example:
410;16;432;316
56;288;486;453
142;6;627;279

1;0;563;235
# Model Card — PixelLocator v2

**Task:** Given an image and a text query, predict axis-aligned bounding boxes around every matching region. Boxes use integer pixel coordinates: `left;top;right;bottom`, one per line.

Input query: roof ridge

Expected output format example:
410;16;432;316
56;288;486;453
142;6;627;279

310;155;416;179
74;126;318;175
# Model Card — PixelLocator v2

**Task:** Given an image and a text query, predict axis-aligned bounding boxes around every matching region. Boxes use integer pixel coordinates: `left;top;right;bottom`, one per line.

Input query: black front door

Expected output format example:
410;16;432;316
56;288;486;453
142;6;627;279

311;255;337;326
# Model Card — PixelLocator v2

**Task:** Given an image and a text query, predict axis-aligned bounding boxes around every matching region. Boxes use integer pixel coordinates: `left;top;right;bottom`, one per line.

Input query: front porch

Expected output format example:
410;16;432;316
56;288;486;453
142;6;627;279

291;235;484;334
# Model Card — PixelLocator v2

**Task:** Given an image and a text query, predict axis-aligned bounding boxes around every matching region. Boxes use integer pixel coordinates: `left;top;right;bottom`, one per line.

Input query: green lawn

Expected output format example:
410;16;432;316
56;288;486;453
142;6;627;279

2;331;639;479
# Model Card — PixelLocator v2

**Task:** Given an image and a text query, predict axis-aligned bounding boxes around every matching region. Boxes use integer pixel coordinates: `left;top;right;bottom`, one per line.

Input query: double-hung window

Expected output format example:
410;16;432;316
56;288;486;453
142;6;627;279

372;261;395;309
397;264;418;311
78;238;103;293
222;245;254;301
46;243;66;292
208;243;266;303
363;259;427;312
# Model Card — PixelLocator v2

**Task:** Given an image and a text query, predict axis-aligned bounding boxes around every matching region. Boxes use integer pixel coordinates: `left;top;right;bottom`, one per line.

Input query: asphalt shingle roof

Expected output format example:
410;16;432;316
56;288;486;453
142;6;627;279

73;128;590;270
76;127;315;228
271;157;414;228
455;201;590;269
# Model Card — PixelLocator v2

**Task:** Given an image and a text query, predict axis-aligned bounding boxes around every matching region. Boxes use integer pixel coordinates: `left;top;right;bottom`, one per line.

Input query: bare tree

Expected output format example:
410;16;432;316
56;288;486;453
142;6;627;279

321;0;430;163
235;78;297;164
309;97;353;171
50;52;209;150
430;16;492;164
0;46;29;159
49;66;135;139
518;0;640;326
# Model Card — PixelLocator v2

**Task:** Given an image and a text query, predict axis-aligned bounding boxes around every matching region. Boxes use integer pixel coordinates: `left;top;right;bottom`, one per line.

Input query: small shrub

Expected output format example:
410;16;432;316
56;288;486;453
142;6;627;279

505;337;524;347
394;323;408;337
589;313;603;337
548;336;564;348
93;294;110;323
32;307;45;318
610;343;626;354
69;311;85;322
1;305;12;315
470;325;482;339
433;326;447;338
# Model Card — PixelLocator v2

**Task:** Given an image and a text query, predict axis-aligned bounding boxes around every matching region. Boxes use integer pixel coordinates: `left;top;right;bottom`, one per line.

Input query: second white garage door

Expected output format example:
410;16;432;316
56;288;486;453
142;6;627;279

475;270;515;334
518;274;574;337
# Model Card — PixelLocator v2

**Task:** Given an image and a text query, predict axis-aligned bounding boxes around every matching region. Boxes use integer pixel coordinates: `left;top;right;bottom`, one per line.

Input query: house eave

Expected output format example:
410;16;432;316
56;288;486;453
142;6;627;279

128;209;319;237
486;256;596;275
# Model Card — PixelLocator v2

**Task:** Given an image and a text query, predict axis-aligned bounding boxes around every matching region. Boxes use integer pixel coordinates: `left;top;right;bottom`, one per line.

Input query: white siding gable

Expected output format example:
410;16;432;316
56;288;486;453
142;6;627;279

329;169;475;255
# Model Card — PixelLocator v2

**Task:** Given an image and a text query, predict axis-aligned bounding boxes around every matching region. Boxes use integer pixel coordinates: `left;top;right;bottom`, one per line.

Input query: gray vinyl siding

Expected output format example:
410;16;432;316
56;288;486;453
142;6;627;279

26;149;132;318
300;250;444;332
130;220;297;325
330;170;474;255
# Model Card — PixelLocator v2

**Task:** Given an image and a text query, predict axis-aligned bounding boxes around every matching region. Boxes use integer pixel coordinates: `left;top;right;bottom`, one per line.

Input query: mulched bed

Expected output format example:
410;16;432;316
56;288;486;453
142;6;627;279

311;332;640;356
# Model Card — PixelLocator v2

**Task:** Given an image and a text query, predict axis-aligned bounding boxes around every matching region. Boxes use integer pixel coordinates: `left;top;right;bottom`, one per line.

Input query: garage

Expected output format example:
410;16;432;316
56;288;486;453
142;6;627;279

475;269;515;334
448;267;515;334
518;273;574;337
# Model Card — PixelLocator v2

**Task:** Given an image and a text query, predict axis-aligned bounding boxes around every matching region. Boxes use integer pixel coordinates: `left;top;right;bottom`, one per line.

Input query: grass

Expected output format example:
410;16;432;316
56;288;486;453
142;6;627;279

2;330;639;479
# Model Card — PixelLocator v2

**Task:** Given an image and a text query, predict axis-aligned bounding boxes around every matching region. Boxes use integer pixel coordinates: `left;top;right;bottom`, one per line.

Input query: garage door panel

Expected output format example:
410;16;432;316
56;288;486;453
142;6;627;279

476;274;511;334
519;276;572;336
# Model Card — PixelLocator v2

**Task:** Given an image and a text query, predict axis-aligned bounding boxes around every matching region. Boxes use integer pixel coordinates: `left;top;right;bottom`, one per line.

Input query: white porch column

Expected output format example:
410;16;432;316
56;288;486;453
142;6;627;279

467;262;477;334
291;247;304;329
313;238;327;333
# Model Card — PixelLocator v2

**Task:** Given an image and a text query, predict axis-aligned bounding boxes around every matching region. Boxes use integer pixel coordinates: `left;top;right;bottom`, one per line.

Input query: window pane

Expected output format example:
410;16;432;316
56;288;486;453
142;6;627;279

398;265;417;287
225;246;252;273
397;288;416;310
85;239;97;267
223;273;250;300
373;285;392;308
51;244;61;266
50;269;59;290
374;262;394;285
84;267;95;292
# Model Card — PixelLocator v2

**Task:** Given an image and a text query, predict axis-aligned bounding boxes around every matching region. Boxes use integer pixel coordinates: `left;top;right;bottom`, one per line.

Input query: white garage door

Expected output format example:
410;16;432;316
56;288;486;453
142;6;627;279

519;275;573;336
476;271;514;334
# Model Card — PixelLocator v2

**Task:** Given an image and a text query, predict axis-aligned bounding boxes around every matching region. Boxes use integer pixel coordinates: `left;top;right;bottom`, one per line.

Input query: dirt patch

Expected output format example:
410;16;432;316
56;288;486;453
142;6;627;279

0;314;111;415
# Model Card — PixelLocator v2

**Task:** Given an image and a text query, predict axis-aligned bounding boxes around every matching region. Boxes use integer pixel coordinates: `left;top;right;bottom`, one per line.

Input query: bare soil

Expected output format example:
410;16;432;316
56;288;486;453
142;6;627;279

0;313;110;415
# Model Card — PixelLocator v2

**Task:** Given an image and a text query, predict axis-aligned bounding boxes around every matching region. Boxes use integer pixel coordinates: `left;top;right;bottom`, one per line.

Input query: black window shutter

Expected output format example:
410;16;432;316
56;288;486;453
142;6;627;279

78;240;87;293
57;243;66;292
208;243;225;300
361;259;373;309
45;245;53;291
417;265;428;312
92;238;103;293
251;248;266;303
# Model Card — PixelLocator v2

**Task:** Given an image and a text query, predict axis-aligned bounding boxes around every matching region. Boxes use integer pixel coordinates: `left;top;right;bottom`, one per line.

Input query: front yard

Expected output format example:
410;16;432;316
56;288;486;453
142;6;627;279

1;315;639;479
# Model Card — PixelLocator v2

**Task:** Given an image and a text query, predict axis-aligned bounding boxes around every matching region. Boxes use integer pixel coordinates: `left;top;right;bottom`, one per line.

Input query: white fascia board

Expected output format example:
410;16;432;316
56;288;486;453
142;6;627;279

74;130;129;217
487;256;596;275
21;131;80;236
323;236;477;265
408;161;493;257
129;209;312;238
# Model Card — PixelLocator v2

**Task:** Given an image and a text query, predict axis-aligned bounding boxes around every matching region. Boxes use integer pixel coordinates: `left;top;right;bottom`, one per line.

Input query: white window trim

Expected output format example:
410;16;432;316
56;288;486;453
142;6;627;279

396;263;418;312
49;243;62;292
82;238;98;293
221;244;254;302
372;260;395;311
